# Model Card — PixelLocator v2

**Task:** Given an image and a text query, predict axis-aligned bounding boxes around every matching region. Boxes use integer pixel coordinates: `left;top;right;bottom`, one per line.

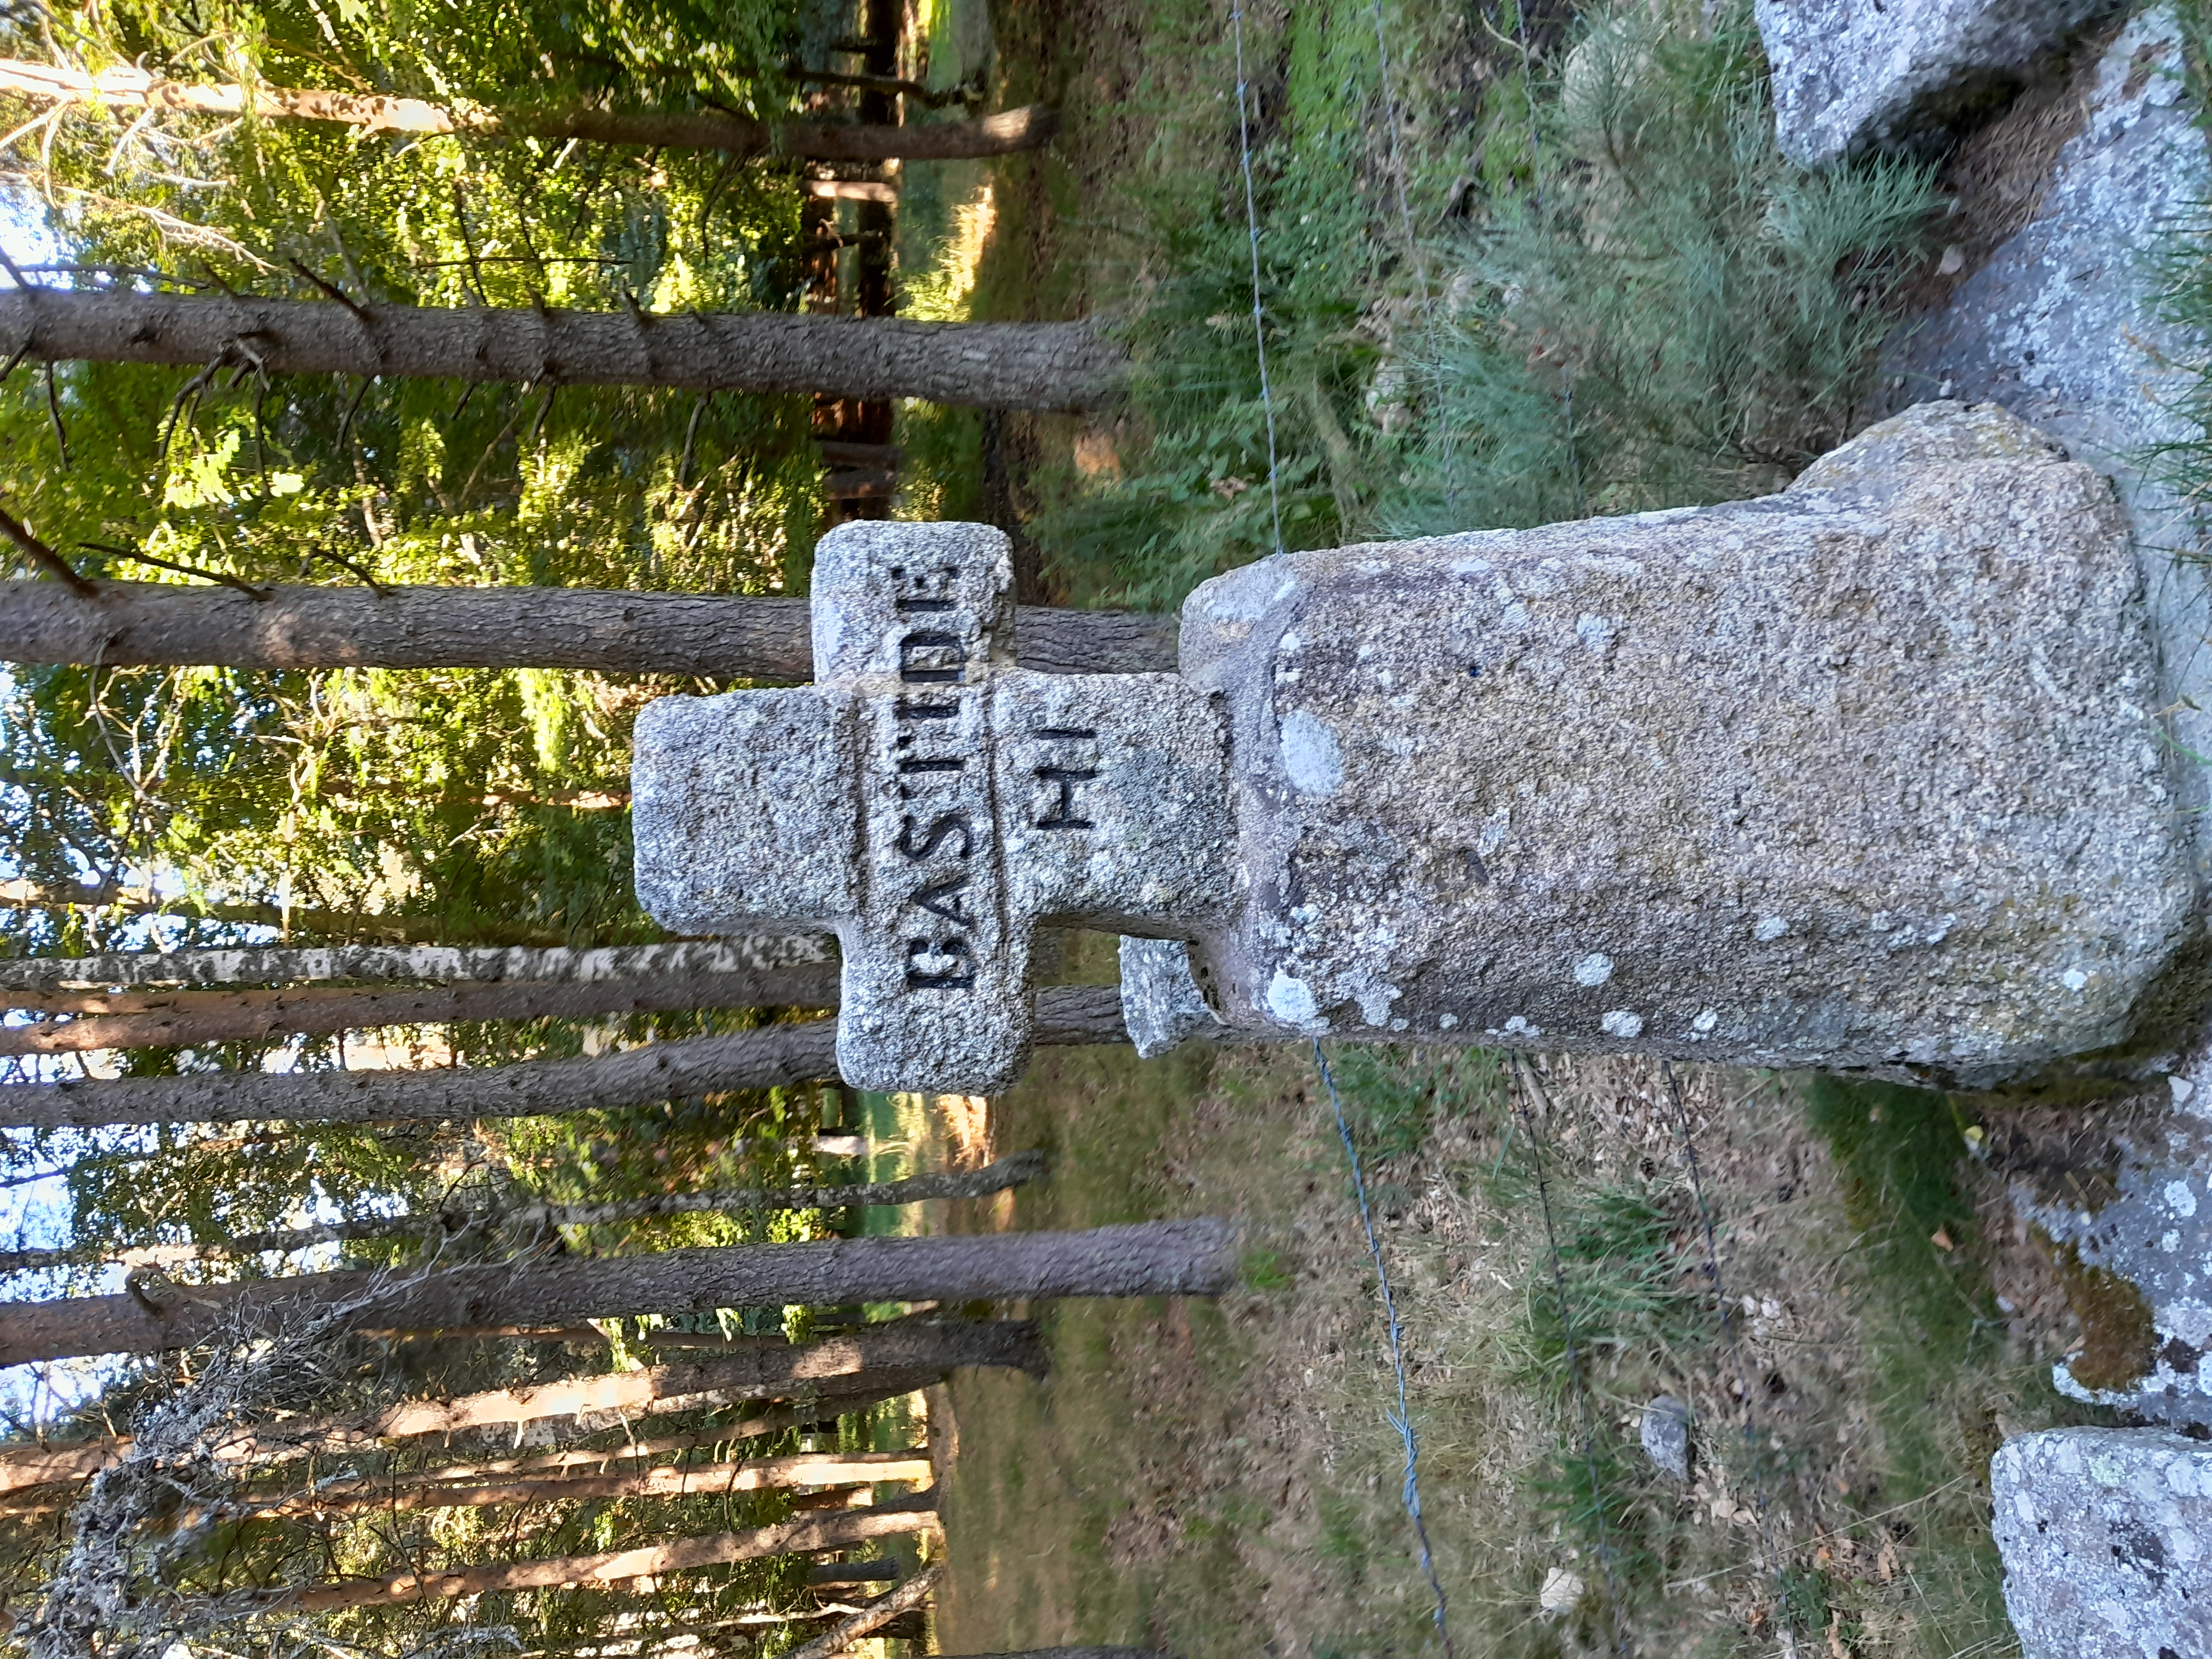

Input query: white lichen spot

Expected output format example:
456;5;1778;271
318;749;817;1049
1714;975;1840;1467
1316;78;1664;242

1754;915;1789;943
1575;613;1617;656
1439;1012;1460;1030
1503;1014;1540;1037
1572;952;1614;987
1279;709;1345;797
1390;1018;1409;1032
1693;1009;1719;1034
1266;970;1319;1027
2164;1230;2183;1254
2063;968;2090;993
2166;1180;2200;1220
1601;1010;1645;1038
1478;807;1510;857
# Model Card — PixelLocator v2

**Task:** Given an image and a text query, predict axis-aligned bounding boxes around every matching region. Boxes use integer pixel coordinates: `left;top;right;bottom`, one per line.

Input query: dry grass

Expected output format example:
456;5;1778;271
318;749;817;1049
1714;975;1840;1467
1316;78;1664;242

914;995;2101;1658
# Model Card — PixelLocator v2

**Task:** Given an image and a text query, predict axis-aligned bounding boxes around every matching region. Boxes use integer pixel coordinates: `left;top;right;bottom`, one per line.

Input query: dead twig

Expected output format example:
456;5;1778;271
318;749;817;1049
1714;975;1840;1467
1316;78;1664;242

782;1562;940;1659
0;504;94;594
79;541;271;601
285;256;373;323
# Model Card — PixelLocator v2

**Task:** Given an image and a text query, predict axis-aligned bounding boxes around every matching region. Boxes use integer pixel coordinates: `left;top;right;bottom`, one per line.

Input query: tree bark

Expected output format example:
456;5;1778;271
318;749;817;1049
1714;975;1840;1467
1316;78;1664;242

269;1449;933;1514
0;984;1129;1129
0;1367;941;1498
0;57;1059;160
0;289;1122;409
0;579;1176;678
267;1490;936;1612
0;1221;1238;1363
2;1449;933;1518
0;880;568;945
0;937;835;993
0;1153;1045;1271
0;966;843;1054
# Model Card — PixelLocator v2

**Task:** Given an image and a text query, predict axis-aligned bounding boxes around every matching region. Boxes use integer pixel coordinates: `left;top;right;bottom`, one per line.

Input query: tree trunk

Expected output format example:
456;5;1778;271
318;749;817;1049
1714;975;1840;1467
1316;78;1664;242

3;1449;933;1518
0;937;834;993
267;1491;936;1613
0;57;1059;160
0;1326;1033;1491
267;1449;933;1514
0;984;1129;1129
0;1153;1045;1272
0;1221;1238;1363
0;966;843;1054
0;289;1122;409
0;579;1176;678
0;879;568;945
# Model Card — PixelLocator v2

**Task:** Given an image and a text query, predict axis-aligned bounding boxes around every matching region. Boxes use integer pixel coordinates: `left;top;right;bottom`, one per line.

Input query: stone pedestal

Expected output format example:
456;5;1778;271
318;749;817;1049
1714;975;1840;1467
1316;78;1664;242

1155;402;2197;1091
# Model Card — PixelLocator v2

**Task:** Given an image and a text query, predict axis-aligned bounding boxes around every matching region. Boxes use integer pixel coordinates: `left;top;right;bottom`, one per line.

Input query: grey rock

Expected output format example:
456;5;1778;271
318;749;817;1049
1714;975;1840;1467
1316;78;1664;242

2015;1108;2212;1427
1992;1427;2212;1659
1639;1395;1692;1482
1875;8;2212;879
1757;0;2106;168
1175;403;2195;1088
1118;938;1230;1059
634;520;1235;1095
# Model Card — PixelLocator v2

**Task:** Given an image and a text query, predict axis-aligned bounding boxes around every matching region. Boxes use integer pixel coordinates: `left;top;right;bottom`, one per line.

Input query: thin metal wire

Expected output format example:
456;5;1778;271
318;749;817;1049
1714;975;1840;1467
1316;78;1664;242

1507;1050;1631;1656
1311;1040;1455;1657
1662;1057;1804;1653
1229;0;1286;555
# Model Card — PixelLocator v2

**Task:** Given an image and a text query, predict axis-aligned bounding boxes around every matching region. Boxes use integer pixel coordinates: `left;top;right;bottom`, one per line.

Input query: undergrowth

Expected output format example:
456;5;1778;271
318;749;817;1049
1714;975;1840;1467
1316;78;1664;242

1318;1052;2074;1656
2149;0;2212;535
1036;0;1936;609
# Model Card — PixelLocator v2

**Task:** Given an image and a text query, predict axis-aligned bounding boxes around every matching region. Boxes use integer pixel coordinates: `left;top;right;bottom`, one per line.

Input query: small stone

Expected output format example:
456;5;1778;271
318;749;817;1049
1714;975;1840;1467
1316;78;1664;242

1538;1565;1584;1616
1992;1428;2212;1658
1640;1395;1692;1482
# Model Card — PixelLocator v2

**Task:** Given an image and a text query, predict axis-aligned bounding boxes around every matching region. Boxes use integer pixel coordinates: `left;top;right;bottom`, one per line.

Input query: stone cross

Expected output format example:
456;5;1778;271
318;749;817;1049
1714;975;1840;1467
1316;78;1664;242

632;521;1234;1094
636;403;2207;1098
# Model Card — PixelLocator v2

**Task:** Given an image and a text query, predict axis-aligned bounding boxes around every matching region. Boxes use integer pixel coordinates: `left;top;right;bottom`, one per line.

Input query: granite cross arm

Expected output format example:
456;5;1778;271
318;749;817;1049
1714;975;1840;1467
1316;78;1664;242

631;520;1236;1094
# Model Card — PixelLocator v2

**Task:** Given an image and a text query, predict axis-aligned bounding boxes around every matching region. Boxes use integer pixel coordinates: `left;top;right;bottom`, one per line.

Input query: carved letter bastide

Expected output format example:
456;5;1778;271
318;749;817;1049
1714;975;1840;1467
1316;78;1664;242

634;405;2203;1095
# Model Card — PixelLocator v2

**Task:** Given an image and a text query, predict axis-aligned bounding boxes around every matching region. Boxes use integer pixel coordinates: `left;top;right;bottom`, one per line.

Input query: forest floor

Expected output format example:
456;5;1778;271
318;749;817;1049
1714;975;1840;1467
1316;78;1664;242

917;939;2104;1659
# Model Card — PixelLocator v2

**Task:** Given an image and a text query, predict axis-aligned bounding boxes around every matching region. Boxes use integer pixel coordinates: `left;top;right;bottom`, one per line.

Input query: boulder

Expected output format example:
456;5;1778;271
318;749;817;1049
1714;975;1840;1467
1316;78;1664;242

1757;0;2108;167
1991;1427;2212;1659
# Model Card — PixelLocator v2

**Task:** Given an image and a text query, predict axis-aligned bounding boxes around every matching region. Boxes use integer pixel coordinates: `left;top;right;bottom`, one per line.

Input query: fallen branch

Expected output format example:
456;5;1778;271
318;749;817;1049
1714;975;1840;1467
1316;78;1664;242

784;1561;940;1659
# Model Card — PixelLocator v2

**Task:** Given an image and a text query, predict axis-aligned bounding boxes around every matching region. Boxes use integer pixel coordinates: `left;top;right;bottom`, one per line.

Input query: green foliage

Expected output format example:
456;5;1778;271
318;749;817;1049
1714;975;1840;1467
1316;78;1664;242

1800;1076;2027;1657
1326;1043;1481;1159
0;0;830;968
2148;0;2212;542
1390;6;1935;530
1034;0;1935;610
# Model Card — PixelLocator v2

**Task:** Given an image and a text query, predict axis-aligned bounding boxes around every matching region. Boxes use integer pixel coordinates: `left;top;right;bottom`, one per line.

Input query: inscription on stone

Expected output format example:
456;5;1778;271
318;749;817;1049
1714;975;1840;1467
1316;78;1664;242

633;521;1235;1094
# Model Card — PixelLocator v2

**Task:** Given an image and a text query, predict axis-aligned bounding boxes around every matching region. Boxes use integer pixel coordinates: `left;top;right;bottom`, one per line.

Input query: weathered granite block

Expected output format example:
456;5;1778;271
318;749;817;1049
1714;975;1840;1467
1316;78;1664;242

1757;0;2107;168
1992;1427;2212;1659
1170;402;2196;1088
